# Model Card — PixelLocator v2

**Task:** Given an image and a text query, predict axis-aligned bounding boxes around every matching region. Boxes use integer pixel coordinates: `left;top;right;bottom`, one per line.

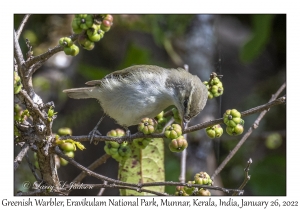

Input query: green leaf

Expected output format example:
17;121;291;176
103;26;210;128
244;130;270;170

240;14;275;62
118;138;165;195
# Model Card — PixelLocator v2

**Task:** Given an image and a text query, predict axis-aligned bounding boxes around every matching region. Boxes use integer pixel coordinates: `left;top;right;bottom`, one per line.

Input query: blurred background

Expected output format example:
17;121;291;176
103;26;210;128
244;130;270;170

14;14;286;195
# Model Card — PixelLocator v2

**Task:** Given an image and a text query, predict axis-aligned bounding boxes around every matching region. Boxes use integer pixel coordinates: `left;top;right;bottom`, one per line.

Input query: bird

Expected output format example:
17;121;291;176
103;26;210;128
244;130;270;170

63;65;208;140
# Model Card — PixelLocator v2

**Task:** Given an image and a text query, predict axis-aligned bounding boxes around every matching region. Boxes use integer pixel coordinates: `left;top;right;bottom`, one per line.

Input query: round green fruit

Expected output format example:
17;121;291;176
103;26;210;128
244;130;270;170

59;37;73;47
58;127;72;136
63;45;79;56
194;172;212;185
197;188;211;196
206;124;223;139
105;141;120;149
64;151;74;158
60;158;68;166
183;181;195;195
107;128;125;137
138;118;157;134
164;124;182;139
59;142;75;152
169;136;188;152
118;143;131;157
133;138;152;149
223;109;242;127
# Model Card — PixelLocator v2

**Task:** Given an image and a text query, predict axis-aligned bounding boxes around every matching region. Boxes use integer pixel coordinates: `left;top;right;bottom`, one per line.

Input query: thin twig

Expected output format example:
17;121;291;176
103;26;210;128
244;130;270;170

60;95;286;143
25;152;42;182
14;144;29;170
72;154;111;183
56;147;167;195
14;29;34;95
179;64;189;183
232;158;252;196
65;183;168;196
13;30;25;68
179;142;187;183
55;146;240;195
16;14;31;40
186;95;286;133
211;83;286;180
139;181;242;194
55;146;137;187
25;34;79;68
97;181;107;195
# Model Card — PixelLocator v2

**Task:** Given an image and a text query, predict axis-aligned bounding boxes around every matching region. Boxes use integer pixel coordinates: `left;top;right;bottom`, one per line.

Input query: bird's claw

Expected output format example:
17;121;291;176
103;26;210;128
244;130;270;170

88;129;102;145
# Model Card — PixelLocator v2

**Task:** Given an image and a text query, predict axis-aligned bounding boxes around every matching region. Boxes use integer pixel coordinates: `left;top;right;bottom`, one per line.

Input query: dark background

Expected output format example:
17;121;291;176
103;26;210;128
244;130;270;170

14;14;286;195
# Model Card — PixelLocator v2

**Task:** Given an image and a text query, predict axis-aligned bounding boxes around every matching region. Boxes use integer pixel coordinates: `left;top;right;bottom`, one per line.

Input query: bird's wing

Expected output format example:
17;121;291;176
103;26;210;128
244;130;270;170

85;65;166;86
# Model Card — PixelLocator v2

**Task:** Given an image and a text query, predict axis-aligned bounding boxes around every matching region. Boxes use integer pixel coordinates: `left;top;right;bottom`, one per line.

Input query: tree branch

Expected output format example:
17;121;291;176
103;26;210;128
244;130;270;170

211;83;286;180
60;95;286;143
186;95;286;133
25;34;79;68
55;146;137;187
55;146;242;195
232;158;252;196
97;181;107;196
14;144;29;170
138;181;242;194
25;152;42;182
14;30;35;96
16;14;31;40
179;64;189;183
72;154;111;183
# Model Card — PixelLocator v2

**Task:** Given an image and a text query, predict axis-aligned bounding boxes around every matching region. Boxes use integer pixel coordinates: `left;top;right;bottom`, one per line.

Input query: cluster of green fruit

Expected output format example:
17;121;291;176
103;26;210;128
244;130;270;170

59;14;113;56
56;128;75;166
203;72;224;99
59;37;79;56
132;117;157;149
55;128;86;166
104;129;131;162
137;114;188;153
33;128;84;168
175;171;212;196
74;14;112;50
72;14;113;35
223;109;244;136
205;109;245;138
154;111;168;132
205;124;223;139
14;71;22;94
104;112;189;161
164;124;188;153
134;110;183;150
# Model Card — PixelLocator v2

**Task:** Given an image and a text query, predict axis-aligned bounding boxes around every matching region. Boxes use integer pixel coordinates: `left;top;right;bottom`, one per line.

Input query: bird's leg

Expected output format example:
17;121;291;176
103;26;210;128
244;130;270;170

124;126;131;142
89;114;106;144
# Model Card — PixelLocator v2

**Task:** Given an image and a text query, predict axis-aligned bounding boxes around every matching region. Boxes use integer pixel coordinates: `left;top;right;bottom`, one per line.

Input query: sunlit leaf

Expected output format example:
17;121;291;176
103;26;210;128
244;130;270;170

119;138;165;195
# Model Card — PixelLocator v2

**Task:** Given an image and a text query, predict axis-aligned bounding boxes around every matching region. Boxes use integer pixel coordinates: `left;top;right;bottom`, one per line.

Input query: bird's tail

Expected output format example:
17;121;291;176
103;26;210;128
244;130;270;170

63;87;95;99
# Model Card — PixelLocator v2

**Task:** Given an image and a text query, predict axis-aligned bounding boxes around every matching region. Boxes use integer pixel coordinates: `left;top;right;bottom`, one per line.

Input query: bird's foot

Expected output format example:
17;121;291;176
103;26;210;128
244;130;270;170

89;114;106;144
89;129;102;145
124;127;131;142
